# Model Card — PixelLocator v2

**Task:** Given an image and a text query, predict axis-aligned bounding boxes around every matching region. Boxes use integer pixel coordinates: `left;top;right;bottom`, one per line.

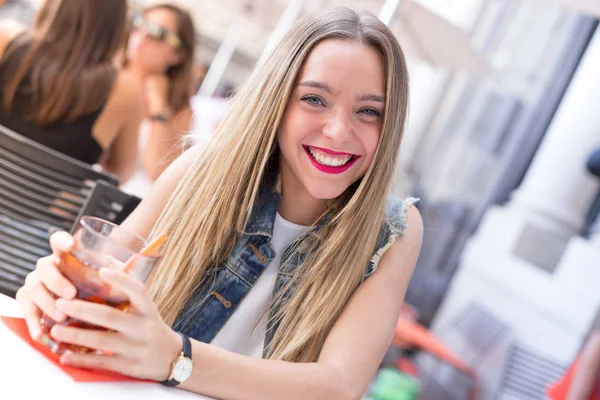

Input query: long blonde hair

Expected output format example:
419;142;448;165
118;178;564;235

148;7;409;362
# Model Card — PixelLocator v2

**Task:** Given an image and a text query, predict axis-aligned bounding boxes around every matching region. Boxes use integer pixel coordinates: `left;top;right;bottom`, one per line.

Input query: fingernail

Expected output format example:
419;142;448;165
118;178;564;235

55;300;69;319
50;325;60;338
30;327;40;340
64;237;74;247
56;298;66;309
63;287;76;299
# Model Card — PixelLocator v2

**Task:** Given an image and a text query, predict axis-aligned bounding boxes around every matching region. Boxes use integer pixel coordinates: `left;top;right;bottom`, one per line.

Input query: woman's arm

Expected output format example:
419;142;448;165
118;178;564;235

53;203;421;399
567;333;600;400
179;206;423;400
142;74;193;181
142;106;192;181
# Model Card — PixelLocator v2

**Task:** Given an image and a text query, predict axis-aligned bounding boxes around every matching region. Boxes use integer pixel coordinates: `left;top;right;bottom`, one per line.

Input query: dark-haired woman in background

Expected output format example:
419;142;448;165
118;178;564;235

124;3;196;186
0;0;143;183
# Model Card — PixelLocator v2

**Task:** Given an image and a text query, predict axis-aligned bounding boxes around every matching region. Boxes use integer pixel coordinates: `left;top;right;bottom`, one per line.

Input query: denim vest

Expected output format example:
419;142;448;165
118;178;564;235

173;178;418;357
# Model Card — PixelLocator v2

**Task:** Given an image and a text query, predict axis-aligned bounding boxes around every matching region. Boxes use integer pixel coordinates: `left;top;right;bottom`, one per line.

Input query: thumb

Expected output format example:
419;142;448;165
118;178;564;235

49;231;75;255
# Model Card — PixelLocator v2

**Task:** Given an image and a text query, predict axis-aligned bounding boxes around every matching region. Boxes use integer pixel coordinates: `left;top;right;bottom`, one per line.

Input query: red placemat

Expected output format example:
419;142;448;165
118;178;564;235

1;316;151;383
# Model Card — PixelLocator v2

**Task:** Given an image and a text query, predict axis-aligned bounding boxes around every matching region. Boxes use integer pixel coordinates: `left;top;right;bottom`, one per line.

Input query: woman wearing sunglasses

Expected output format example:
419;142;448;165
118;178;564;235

0;0;143;182
124;4;196;189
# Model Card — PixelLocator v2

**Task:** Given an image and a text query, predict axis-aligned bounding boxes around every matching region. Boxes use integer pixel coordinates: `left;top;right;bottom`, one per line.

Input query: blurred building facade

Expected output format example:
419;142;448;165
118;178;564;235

407;1;600;398
398;0;597;325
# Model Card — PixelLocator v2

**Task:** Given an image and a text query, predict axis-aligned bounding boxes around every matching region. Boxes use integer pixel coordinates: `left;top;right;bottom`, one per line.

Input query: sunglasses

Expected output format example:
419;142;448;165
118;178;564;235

131;14;182;50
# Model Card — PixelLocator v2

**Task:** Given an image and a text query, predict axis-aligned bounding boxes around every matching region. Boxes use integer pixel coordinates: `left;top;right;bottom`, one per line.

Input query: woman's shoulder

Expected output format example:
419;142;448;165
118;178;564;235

111;70;144;105
383;197;420;235
101;70;144;119
0;20;26;57
363;197;421;280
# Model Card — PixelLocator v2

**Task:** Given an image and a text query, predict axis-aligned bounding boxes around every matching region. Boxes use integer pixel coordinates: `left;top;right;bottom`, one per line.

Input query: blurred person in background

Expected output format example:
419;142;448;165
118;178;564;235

125;3;196;183
547;330;600;400
584;147;600;238
546;152;600;400
0;0;143;183
566;331;600;400
589;148;600;177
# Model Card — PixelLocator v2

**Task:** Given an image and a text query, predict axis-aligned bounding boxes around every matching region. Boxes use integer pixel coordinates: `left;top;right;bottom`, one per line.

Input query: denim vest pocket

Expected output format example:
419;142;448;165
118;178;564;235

175;235;275;343
175;266;251;342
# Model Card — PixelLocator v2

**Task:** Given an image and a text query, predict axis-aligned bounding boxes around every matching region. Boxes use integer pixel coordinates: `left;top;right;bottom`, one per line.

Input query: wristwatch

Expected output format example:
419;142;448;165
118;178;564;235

161;332;193;386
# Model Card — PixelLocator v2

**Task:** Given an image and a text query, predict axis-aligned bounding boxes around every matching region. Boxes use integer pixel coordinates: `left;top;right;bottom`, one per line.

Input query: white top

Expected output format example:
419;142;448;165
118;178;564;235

210;213;310;358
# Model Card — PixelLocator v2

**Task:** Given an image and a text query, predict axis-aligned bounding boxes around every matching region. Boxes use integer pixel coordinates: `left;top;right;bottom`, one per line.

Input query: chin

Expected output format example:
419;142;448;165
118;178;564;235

306;182;348;201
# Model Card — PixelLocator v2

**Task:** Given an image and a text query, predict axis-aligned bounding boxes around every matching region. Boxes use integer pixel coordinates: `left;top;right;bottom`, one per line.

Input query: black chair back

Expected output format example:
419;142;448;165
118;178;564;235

0;125;140;297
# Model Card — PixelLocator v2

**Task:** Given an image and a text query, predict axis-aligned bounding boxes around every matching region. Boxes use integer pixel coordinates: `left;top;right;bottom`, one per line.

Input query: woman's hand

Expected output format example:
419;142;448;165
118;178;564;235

51;268;181;381
16;232;77;340
145;74;171;116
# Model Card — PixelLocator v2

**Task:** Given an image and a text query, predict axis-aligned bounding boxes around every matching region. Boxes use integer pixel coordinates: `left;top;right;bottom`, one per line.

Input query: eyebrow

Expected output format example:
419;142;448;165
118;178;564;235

297;81;385;104
297;80;339;95
356;93;385;103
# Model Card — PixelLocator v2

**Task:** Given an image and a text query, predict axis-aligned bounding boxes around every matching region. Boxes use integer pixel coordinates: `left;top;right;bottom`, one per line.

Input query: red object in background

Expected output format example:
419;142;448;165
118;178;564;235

1;316;151;383
393;316;478;400
395;357;419;377
547;357;600;400
394;318;473;374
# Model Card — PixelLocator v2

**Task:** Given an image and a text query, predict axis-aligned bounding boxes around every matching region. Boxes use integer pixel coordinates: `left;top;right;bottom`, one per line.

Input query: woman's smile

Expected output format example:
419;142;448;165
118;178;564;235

303;145;360;174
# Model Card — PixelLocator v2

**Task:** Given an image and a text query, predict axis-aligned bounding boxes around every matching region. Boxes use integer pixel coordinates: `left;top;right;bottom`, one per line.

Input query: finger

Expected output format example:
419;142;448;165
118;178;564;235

60;352;139;378
55;298;139;334
98;268;154;315
49;231;75;255
50;325;133;355
102;255;124;270
24;272;66;322
16;287;42;340
36;255;76;299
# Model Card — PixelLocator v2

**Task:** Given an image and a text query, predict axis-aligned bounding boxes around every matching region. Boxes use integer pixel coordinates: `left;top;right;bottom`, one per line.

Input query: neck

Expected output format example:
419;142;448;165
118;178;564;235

278;164;327;226
125;63;147;82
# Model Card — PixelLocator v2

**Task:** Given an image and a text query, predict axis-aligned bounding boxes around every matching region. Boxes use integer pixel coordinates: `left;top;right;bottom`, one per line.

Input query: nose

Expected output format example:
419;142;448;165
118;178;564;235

322;110;353;144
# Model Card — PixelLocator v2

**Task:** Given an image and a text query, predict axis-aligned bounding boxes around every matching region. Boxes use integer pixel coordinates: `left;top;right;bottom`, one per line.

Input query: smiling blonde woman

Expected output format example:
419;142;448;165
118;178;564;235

18;7;423;400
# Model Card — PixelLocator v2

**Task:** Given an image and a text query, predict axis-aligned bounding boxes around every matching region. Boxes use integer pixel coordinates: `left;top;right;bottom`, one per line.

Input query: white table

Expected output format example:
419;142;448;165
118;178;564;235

0;293;212;399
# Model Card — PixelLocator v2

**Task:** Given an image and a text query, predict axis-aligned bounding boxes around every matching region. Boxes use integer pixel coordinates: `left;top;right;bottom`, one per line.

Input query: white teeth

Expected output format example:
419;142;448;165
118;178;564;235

308;147;353;167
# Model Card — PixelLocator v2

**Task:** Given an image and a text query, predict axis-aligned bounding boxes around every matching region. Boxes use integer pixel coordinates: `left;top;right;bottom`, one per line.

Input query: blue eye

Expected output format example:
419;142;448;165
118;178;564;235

300;95;325;107
360;108;383;118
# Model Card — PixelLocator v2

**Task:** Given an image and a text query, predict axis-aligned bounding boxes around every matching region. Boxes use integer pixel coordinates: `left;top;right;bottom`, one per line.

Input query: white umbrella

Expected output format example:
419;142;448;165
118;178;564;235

390;0;489;74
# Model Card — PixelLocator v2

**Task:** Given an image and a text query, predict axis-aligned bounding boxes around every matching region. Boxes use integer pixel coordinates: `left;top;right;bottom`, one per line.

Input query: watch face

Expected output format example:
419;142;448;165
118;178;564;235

173;356;193;383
